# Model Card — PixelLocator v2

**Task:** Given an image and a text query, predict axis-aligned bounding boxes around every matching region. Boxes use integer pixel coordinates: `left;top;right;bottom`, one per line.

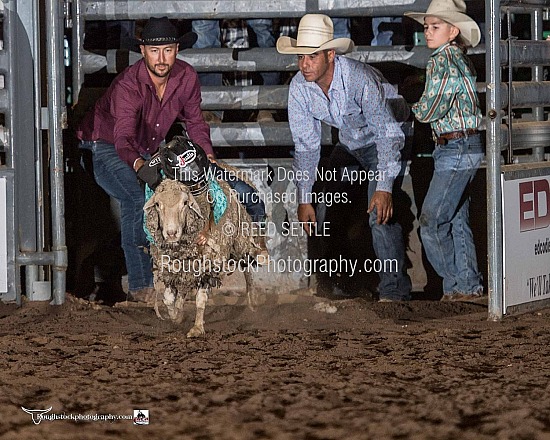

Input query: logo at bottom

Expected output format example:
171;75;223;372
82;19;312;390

133;409;149;425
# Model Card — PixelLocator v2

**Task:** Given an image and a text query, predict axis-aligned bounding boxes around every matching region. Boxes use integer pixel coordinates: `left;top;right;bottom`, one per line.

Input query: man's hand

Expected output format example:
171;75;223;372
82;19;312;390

297;203;316;235
136;154;162;190
368;191;393;225
133;158;145;172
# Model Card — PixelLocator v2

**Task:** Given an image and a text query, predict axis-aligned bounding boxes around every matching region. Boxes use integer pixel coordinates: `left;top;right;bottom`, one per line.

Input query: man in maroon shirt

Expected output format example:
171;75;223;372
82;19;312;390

77;17;206;302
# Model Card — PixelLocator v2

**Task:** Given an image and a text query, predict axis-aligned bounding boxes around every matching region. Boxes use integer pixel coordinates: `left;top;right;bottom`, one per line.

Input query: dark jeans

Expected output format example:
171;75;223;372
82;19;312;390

341;143;412;300
80;140;153;291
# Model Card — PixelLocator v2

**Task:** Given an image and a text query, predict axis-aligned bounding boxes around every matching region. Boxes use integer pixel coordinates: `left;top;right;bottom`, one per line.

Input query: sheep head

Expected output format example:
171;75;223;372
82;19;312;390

144;179;203;244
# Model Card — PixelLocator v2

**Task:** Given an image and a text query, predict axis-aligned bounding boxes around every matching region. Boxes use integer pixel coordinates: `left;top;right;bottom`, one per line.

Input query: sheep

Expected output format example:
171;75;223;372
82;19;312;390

143;177;260;337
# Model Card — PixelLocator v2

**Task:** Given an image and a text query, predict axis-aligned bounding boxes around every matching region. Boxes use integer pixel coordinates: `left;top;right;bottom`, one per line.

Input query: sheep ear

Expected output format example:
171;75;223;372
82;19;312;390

143;193;157;213
187;192;203;219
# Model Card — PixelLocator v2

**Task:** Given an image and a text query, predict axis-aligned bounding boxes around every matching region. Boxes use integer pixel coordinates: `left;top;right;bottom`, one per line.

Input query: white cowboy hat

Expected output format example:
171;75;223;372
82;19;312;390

276;14;354;55
405;0;481;48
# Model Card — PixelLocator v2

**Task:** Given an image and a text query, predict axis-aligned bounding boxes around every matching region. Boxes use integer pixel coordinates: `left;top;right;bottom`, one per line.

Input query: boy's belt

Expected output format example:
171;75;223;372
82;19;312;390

435;129;479;145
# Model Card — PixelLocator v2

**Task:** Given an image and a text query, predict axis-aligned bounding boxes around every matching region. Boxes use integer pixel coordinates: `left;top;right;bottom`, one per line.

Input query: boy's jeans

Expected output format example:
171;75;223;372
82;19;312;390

419;134;483;295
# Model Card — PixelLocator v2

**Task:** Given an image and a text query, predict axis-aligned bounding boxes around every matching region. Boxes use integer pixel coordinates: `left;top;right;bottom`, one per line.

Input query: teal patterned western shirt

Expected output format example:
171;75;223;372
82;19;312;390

412;43;482;136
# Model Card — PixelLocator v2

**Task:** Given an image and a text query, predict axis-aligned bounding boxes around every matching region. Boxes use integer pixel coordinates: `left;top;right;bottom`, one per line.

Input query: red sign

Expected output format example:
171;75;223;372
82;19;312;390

519;179;550;232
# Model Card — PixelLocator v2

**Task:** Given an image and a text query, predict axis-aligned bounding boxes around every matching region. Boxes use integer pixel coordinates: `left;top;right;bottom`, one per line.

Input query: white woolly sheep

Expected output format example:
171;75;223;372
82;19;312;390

144;178;260;337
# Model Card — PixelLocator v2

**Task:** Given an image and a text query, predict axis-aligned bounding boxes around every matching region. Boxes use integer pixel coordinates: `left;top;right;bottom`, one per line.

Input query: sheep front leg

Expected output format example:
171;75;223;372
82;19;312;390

186;287;209;338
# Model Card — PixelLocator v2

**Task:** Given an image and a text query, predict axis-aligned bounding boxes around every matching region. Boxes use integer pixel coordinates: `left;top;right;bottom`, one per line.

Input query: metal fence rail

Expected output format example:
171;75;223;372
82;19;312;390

80;0;434;19
79;40;550;74
80;45;485;75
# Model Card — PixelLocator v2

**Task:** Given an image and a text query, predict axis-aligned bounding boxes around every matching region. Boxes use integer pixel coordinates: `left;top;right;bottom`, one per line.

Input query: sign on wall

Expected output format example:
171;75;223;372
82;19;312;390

502;165;550;311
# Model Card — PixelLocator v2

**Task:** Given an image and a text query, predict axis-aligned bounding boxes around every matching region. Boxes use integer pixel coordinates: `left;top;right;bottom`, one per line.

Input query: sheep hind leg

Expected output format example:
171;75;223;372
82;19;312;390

186;287;209;338
244;270;257;312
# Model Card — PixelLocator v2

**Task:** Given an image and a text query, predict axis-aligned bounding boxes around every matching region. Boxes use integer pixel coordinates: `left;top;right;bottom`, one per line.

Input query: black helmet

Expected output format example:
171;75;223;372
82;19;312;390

160;136;209;195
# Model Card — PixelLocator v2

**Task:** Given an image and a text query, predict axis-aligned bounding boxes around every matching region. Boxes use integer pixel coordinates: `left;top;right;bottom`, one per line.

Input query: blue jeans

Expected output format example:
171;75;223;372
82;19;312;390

80;140;153;291
419;134;483;295
332;18;351;39
248;19;279;86
343;144;412;300
192;20;223;88
371;17;402;46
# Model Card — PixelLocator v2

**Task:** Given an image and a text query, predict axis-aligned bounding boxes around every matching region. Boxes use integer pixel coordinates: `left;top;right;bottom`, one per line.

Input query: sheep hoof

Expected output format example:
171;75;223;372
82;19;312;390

154;305;166;321
186;325;205;338
167;307;185;324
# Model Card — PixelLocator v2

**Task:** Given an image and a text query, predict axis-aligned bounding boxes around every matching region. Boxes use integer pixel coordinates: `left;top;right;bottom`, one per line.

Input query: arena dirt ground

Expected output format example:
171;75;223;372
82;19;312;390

0;289;549;440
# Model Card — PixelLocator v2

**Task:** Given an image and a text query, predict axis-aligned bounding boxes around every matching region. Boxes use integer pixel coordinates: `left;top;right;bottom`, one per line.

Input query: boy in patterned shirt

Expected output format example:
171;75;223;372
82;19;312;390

405;0;484;301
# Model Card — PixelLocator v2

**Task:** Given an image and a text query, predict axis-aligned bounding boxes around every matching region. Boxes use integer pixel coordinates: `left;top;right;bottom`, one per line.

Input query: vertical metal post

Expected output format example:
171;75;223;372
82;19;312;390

31;0;44;260
19;0;45;295
506;10;514;164
45;0;68;305
25;0;41;293
486;0;504;320
72;0;84;107
4;1;40;300
531;7;545;162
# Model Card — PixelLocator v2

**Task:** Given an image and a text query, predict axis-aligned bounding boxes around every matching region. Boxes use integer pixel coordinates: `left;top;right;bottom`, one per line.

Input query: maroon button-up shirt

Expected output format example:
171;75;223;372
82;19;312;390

77;58;213;167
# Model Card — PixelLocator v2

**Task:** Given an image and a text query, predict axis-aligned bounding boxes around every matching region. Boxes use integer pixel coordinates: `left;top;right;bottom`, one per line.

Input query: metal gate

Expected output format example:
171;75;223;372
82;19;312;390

2;0;550;313
486;0;550;318
0;0;67;304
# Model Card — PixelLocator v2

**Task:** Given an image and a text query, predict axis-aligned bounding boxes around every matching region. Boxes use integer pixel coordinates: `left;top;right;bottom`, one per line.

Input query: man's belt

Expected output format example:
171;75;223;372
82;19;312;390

435;129;479;145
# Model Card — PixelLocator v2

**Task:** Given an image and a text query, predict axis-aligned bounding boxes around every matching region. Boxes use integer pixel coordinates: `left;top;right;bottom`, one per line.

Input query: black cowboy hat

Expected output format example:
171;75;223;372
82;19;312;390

130;17;197;51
